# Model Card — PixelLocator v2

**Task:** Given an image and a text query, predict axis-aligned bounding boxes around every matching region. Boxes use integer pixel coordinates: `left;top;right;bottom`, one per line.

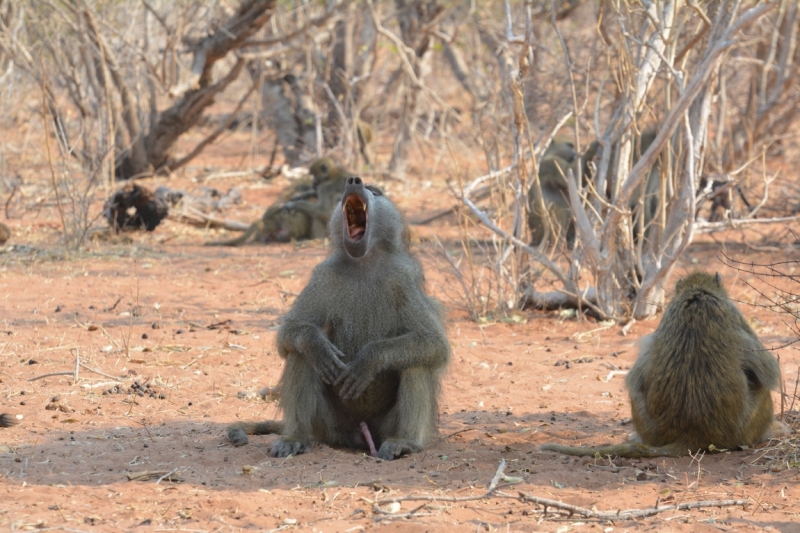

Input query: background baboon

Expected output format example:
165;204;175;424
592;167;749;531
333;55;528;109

228;177;450;460
206;176;315;246
0;413;18;427
284;157;351;238
578;131;661;242
542;271;781;458
206;157;349;246
527;139;590;247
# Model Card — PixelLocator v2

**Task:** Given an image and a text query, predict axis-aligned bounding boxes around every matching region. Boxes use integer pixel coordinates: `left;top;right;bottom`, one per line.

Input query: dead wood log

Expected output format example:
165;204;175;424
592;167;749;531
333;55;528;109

116;0;278;178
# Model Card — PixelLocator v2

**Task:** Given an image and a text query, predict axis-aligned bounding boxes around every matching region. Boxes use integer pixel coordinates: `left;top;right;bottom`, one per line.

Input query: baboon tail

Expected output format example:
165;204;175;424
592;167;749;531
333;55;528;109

205;222;260;247
541;441;684;458
0;413;18;428
227;420;284;447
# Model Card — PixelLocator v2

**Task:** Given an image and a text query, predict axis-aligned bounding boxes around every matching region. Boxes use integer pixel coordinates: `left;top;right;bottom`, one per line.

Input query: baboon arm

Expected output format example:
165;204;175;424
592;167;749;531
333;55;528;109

738;333;780;390
286;200;331;224
360;330;450;372
288;190;317;202
334;328;450;401
277;320;347;384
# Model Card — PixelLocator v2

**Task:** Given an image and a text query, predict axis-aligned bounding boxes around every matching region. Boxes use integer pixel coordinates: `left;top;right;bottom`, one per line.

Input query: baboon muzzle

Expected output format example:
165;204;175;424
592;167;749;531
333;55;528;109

341;177;369;258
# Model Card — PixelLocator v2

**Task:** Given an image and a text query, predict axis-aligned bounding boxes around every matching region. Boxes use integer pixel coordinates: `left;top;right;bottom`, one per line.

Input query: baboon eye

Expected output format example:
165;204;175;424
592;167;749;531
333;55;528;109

321;164;328;173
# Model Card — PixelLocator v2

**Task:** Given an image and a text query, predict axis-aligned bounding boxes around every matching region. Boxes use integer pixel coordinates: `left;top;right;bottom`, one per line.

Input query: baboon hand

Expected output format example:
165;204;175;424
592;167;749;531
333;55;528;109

334;356;377;401
310;340;348;385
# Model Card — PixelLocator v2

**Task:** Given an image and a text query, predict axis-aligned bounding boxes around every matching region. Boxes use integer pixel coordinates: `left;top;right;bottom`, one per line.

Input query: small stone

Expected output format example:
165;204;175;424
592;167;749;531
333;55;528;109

151;322;160;330
142;333;148;339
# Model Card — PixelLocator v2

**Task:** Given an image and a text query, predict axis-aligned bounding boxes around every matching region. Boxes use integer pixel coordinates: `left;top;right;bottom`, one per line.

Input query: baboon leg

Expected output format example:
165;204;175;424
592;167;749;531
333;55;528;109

206;221;261;247
374;367;439;460
272;352;350;457
743;387;778;443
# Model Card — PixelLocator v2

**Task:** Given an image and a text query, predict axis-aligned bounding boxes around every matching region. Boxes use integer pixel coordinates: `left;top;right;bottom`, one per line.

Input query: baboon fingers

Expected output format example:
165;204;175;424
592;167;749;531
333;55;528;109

317;358;345;385
333;365;374;400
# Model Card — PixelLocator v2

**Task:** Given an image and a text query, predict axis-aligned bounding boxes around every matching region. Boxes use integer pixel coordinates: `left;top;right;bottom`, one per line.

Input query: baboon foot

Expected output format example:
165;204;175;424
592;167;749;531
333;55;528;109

227;426;249;447
270;438;309;457
376;439;420;461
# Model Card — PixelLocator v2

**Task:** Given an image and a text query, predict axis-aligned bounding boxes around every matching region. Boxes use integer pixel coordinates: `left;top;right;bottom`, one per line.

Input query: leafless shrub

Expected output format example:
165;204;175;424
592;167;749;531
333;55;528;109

454;1;796;322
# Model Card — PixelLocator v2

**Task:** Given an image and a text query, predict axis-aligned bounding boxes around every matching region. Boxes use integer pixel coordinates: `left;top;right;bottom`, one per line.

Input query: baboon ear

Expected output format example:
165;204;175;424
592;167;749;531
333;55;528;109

365;185;383;196
714;272;722;286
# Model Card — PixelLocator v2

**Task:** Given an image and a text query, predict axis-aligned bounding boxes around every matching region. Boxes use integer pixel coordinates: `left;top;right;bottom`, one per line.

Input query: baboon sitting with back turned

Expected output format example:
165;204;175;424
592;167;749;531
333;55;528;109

542;271;782;458
228;177;451;460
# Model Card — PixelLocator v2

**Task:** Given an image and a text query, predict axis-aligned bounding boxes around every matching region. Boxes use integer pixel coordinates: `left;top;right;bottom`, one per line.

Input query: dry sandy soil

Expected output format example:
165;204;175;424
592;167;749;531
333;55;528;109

1;132;799;533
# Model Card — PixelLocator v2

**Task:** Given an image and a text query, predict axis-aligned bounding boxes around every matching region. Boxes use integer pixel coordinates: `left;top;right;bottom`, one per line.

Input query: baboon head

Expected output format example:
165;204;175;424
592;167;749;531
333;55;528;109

308;157;337;188
330;177;404;259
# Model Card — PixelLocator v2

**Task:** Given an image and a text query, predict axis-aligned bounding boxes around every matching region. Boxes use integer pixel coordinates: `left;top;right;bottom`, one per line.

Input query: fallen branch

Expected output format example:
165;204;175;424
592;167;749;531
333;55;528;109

602;370;629;382
127;470;184;483
518;492;749;520
695;215;799;234
365;459;521;518
29;352;123;382
170;206;250;231
360;458;750;522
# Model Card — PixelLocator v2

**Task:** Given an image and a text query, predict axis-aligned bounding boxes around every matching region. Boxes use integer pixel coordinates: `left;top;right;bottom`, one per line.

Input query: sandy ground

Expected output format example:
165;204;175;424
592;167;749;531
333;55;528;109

0;131;798;532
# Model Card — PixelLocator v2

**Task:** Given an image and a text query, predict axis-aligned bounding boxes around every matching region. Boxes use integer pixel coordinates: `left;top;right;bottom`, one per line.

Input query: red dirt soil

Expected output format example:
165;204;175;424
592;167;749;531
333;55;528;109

0;134;799;533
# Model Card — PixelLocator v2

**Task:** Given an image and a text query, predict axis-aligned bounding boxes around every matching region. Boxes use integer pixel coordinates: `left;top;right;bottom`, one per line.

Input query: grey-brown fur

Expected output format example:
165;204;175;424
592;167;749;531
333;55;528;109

582;131;661;243
528;139;591;248
542;271;781;458
207;157;349;246
283;158;350;238
0;413;18;428
0;222;9;245
228;177;450;460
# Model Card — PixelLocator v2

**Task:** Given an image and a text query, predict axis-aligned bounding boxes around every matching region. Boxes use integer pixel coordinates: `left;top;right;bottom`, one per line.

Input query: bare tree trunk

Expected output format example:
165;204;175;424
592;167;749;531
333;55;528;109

109;0;278;178
387;0;443;179
259;74;303;166
327;2;354;135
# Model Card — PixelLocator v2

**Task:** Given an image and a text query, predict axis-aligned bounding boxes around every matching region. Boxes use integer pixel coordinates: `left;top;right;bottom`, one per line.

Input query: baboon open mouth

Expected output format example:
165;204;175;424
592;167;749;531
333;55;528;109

343;194;367;242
